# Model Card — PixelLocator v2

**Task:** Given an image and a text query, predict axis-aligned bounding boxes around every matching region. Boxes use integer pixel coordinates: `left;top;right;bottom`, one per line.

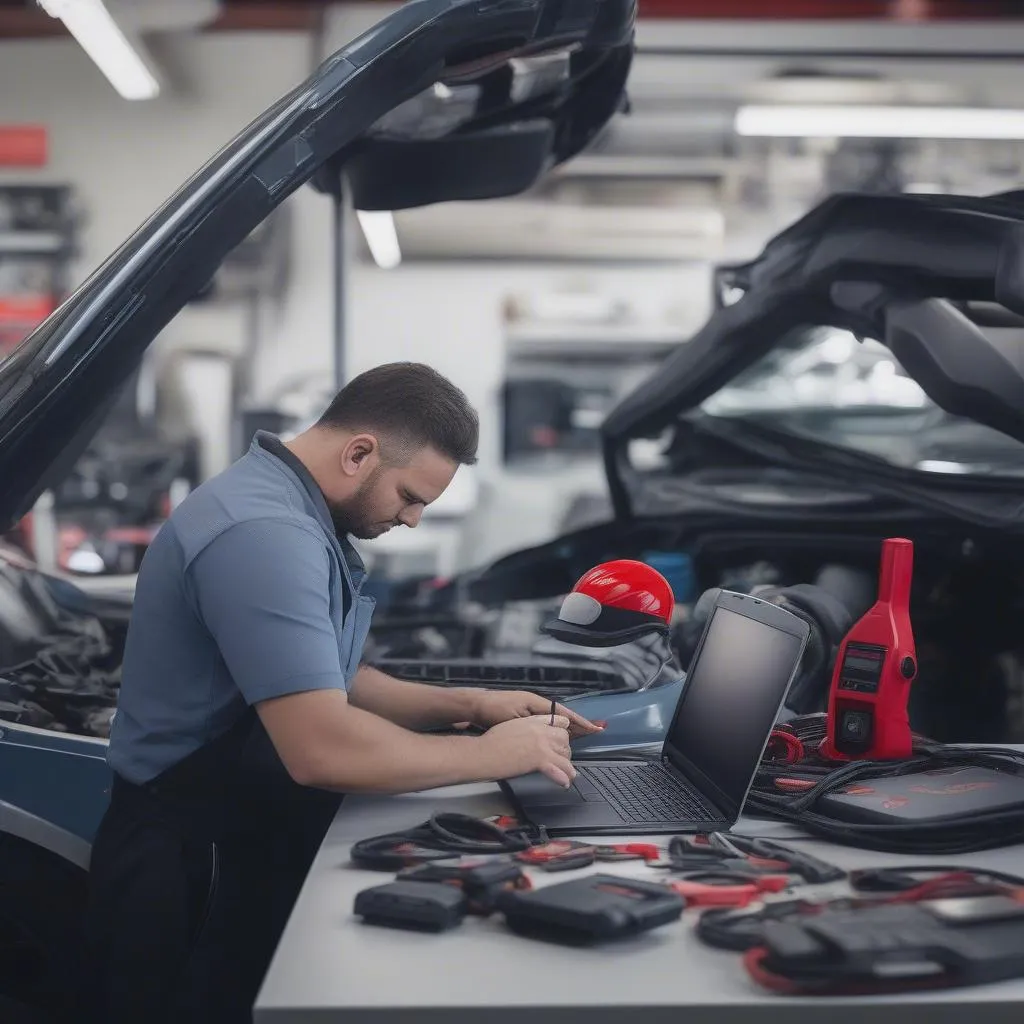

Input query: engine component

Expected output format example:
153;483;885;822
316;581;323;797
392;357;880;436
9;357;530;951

688;580;853;716
366;655;631;701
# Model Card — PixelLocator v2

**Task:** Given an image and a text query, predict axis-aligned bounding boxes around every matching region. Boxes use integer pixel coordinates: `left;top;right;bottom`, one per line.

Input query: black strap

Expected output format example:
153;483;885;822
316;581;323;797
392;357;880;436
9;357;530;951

108;708;258;840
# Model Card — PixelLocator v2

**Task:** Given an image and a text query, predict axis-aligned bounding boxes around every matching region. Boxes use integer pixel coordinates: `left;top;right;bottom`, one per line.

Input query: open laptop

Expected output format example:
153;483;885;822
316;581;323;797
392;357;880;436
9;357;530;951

500;589;810;836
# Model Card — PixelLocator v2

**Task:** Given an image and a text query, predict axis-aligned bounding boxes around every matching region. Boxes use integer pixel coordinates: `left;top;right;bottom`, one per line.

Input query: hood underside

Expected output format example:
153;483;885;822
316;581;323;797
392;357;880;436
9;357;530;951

0;0;635;532
601;190;1024;528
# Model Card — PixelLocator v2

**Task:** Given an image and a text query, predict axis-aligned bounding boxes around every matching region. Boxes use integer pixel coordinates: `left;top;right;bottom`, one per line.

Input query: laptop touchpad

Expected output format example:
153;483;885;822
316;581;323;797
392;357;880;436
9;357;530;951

510;772;585;804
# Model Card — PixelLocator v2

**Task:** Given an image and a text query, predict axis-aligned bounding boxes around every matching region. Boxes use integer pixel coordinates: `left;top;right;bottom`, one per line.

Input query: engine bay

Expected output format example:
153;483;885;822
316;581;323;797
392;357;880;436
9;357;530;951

366;523;1024;745
0;521;1021;746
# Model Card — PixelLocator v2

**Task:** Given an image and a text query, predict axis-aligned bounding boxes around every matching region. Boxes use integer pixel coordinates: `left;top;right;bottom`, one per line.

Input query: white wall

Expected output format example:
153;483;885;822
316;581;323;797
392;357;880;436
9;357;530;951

339;263;709;472
0;29;316;361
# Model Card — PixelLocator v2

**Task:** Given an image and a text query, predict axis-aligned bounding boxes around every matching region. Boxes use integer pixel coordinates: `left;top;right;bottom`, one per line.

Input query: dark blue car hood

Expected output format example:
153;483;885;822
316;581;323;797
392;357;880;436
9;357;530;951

0;0;635;531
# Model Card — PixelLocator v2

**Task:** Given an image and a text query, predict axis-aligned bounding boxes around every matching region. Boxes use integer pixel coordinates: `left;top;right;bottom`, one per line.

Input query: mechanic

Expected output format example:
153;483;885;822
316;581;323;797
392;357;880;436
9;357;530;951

85;361;601;1024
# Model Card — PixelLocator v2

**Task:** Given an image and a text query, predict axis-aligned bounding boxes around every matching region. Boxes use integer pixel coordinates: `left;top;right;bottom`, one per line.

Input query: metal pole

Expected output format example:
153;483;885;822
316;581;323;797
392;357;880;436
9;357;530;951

332;178;347;392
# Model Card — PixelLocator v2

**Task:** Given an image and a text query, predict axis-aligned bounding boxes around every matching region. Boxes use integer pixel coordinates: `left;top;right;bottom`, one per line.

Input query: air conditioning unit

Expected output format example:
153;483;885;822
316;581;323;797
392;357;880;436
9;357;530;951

388;196;725;263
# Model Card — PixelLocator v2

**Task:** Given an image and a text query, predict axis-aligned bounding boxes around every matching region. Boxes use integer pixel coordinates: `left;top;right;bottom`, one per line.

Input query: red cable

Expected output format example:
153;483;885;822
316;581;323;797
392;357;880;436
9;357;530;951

766;729;805;764
742;948;804;994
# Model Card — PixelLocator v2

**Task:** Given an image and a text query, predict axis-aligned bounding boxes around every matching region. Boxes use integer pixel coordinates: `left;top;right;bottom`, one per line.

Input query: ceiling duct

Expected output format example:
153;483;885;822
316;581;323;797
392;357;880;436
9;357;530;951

378;150;727;263
385;189;725;263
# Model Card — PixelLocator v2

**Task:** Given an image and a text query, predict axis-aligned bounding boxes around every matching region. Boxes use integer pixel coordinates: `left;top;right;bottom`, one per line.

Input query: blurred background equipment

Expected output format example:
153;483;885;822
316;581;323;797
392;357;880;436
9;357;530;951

0;184;75;351
6;4;1024;1017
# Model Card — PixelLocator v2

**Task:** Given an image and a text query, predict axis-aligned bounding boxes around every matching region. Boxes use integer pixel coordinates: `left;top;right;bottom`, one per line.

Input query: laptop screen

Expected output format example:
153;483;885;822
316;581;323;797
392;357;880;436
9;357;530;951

664;604;804;814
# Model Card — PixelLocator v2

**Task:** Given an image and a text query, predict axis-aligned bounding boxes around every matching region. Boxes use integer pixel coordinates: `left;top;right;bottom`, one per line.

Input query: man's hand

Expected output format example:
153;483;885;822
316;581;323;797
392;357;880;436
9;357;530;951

465;690;605;740
476;714;576;788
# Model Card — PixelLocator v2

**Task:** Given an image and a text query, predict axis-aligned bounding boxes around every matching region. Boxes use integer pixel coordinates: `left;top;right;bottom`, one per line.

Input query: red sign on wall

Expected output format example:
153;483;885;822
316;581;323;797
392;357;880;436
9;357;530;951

0;296;57;350
0;126;47;168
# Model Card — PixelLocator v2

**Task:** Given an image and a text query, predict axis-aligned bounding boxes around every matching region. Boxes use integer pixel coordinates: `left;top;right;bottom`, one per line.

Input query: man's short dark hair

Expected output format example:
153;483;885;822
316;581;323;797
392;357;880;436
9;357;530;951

316;362;479;466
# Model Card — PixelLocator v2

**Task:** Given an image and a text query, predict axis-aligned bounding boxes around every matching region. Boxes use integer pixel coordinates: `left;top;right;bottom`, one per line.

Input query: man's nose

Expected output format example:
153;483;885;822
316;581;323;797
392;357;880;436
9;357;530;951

398;506;422;528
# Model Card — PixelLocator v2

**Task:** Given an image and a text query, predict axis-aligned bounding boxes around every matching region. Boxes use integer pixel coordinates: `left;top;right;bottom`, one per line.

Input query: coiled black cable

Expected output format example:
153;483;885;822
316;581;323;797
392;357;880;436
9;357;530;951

697;899;822;952
351;812;540;871
748;739;1024;855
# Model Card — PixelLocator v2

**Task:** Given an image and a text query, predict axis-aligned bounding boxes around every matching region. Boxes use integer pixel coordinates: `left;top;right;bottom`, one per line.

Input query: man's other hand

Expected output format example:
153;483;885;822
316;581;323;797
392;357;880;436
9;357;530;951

466;690;605;739
477;714;576;788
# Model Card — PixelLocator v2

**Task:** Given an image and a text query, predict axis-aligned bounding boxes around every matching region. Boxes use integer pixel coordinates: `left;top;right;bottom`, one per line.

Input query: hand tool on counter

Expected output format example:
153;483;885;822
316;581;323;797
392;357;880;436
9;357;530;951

515;840;661;872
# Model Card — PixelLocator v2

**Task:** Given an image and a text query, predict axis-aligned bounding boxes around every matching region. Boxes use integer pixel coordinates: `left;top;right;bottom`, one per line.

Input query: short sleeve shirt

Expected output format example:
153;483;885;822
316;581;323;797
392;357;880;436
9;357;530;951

106;432;366;785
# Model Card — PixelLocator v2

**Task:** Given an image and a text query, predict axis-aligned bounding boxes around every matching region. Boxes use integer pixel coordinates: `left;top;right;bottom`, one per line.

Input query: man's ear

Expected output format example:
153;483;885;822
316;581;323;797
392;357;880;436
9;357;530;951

341;433;379;476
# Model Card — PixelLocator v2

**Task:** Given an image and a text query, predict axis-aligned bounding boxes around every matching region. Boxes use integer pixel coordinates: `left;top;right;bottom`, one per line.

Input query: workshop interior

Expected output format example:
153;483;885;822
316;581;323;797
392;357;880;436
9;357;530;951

9;0;1024;1020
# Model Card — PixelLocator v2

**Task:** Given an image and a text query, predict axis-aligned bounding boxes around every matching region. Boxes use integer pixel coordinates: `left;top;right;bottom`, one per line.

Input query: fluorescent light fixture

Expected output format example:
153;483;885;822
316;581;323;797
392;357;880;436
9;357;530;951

735;104;1024;141
38;0;160;101
357;210;402;270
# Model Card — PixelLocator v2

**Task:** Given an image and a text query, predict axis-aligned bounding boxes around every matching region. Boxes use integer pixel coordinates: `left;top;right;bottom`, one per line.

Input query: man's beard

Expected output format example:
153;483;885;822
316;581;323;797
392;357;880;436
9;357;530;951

326;472;394;539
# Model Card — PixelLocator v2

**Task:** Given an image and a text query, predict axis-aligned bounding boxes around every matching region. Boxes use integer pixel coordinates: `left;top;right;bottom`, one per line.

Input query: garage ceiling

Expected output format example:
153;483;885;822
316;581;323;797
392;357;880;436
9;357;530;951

4;0;1024;264
0;1;325;37
394;9;1024;265
2;0;1023;38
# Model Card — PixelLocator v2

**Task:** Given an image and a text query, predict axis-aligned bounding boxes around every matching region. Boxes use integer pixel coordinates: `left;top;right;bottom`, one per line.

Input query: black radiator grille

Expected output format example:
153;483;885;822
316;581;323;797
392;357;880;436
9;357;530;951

369;658;628;699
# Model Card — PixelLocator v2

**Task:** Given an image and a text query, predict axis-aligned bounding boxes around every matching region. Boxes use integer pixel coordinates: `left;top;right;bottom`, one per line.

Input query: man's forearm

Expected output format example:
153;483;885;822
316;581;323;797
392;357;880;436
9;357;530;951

257;690;502;794
348;663;479;730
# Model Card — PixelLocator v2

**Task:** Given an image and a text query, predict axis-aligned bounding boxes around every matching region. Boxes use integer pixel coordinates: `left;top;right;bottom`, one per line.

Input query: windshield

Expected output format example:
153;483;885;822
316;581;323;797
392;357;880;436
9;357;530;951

698;326;1024;477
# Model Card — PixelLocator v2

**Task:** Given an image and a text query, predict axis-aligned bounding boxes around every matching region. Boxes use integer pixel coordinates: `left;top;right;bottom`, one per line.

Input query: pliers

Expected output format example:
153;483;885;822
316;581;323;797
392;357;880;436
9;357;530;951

514;840;662;872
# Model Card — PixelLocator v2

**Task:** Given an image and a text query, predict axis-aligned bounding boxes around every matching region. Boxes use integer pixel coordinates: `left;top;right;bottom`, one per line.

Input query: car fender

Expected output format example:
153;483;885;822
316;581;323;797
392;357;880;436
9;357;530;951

0;720;110;858
0;798;91;871
564;676;683;757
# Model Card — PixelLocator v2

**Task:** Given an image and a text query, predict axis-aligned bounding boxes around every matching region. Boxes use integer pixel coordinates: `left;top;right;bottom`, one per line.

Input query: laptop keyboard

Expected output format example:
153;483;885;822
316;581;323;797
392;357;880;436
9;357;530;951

577;762;716;823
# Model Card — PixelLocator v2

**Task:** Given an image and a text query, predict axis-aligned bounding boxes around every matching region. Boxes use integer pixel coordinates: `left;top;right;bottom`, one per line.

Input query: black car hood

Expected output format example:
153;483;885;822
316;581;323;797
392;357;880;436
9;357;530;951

0;0;634;532
601;190;1024;527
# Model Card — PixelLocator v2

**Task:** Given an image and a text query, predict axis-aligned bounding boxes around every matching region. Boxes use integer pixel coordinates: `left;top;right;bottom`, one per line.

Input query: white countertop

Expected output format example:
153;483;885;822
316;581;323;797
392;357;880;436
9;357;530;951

254;780;1024;1023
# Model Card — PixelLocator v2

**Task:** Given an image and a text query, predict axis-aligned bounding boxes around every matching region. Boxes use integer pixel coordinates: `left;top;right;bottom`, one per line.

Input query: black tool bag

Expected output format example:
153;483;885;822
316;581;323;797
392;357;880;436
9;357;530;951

748;899;1024;995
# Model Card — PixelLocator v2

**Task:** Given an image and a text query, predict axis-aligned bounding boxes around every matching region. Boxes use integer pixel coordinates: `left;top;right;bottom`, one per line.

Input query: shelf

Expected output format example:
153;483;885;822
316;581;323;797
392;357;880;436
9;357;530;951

0;230;67;256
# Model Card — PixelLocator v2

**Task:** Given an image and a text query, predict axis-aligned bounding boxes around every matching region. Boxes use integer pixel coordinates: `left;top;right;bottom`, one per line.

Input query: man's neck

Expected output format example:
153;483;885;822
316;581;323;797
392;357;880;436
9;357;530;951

282;431;330;494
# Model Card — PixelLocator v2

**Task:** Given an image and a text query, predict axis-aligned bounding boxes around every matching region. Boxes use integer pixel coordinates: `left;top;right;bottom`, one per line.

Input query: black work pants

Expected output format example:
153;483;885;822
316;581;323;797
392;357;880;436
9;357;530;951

85;784;215;1024
86;776;341;1023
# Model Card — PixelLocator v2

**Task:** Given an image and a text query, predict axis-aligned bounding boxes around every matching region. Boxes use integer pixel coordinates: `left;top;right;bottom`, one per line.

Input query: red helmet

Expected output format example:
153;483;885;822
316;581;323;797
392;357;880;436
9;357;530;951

542;559;675;647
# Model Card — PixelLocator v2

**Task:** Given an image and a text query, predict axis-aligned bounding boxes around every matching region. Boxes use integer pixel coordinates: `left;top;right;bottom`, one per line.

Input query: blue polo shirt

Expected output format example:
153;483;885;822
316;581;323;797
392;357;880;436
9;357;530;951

107;432;366;785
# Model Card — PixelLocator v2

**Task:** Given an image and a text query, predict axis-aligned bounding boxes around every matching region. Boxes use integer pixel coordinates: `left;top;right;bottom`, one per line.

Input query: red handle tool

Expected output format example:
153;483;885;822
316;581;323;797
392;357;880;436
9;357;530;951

667;872;790;908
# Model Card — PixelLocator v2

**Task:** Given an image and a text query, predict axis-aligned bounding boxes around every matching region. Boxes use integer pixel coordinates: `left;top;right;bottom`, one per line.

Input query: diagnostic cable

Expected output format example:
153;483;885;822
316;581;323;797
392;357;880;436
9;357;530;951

747;741;1024;854
351;812;541;871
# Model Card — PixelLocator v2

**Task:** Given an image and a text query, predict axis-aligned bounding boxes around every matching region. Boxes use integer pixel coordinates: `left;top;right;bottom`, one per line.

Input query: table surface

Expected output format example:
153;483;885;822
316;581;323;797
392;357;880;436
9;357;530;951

254;778;1024;1024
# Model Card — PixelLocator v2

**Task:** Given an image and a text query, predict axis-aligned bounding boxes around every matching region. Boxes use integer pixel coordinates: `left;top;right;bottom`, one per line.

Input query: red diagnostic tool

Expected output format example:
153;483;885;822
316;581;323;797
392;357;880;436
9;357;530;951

820;538;916;762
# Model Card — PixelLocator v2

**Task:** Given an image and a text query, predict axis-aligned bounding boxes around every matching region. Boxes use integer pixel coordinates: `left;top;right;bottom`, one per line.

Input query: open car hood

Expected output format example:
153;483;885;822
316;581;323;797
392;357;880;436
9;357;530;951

602;190;1024;528
0;0;634;532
